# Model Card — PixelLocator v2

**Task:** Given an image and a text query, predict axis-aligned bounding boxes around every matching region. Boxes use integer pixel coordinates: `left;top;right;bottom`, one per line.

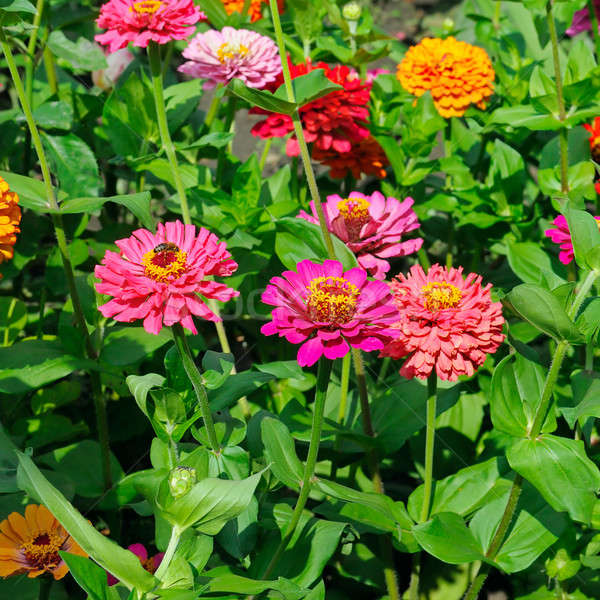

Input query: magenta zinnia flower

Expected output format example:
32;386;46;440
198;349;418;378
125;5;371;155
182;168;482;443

567;1;600;36
261;259;399;367
95;0;204;53
380;264;505;381
95;221;239;335
545;214;600;265
179;27;281;89
298;191;423;280
107;544;164;586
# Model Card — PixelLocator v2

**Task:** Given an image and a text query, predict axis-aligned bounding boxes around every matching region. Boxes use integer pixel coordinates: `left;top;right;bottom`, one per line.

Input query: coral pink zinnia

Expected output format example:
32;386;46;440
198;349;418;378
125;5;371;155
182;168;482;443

95;221;239;335
381;264;505;381
107;544;163;586
251;59;371;157
179;27;281;89
298;192;423;280
95;0;204;53
545;214;600;265
261;259;399;367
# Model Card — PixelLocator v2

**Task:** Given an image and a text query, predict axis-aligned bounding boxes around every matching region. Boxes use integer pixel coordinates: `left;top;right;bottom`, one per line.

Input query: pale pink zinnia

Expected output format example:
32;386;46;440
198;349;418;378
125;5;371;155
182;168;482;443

545;214;600;265
95;0;204;53
298;191;423;280
95;221;239;335
380;264;505;381
107;544;164;586
261;259;399;367
179;27;281;89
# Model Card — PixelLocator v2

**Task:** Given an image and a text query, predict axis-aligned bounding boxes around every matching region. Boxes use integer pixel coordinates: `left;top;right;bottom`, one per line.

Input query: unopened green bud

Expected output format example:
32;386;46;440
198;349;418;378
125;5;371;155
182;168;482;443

343;2;361;22
442;17;454;32
169;466;196;498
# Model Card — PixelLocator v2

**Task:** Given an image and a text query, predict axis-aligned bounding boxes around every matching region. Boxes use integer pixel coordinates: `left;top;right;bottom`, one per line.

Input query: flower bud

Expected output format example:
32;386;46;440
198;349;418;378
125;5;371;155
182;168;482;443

342;2;361;22
168;466;196;498
92;46;134;92
442;17;455;33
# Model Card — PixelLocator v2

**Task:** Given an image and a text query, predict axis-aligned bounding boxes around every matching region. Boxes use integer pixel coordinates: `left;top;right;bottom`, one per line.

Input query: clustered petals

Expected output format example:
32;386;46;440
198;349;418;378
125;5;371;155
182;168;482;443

95;0;204;53
95;221;239;335
0;175;21;276
396;36;495;118
381;264;505;381
179;27;281;88
298;191;422;280
261;259;399;366
545;214;600;265
220;0;283;22
107;543;164;586
567;0;600;36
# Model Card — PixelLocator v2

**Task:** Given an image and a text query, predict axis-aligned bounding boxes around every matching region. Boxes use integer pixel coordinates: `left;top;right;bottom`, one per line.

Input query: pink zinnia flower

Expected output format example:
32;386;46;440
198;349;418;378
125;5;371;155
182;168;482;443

567;1;600;36
107;544;164;586
366;68;391;83
298;191;423;280
545;214;600;265
261;259;399;367
95;221;239;335
178;27;281;89
92;46;135;91
95;0;204;53
380;264;505;381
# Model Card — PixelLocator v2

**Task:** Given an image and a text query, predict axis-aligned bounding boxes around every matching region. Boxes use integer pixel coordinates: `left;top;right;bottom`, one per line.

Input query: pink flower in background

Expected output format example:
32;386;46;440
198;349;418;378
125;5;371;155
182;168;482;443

95;0;204;53
92;46;135;91
298;191;423;280
366;68;391;83
107;544;164;585
261;259;399;366
567;0;600;36
381;264;505;381
95;221;239;335
545;214;600;265
179;27;281;88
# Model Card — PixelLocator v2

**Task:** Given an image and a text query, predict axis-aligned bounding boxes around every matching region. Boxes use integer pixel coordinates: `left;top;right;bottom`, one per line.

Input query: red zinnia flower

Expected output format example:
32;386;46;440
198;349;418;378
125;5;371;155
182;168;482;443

251;59;371;157
107;543;163;585
381;264;505;381
584;117;600;162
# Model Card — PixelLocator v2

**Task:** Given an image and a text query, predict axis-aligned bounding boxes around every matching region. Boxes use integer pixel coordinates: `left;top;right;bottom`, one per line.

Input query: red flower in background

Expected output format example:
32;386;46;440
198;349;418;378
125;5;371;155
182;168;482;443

251;59;371;157
584;117;600;162
107;543;164;585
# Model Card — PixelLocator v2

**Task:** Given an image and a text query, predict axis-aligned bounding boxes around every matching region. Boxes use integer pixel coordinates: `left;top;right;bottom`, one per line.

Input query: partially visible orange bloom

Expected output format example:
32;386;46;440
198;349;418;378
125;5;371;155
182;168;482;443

312;136;389;180
221;0;283;22
397;37;494;118
0;504;87;580
0;176;21;271
584;117;600;162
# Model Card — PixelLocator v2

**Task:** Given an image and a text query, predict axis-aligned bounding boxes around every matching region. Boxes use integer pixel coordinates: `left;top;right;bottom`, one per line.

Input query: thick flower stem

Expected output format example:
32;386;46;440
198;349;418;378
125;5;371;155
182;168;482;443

204;84;222;130
147;41;192;225
258;358;333;581
420;373;438;522
38;577;52;600
330;353;352;479
154;525;181;581
588;0;600;66
25;0;45;104
268;0;337;260
1;29;113;491
171;323;221;455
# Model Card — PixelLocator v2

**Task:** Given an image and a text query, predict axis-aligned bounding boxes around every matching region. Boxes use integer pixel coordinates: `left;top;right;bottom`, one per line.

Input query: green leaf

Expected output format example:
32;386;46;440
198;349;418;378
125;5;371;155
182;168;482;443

261;417;303;489
274;70;342;106
0;0;36;14
100;326;172;366
31;101;74;131
506;242;565;286
413;513;484;564
16;451;157;592
165;79;204;133
508;283;584;343
0;169;57;212
203;568;307;597
197;0;228;29
561;370;600;428
0;297;27;345
225;78;296;115
60;552;119;600
507;435;600;523
47;31;107;71
488;105;562;131
566;208;600;270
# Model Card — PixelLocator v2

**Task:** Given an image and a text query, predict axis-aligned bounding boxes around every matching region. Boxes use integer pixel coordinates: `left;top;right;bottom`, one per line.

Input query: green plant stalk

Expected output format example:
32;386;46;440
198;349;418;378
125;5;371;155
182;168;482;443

417;245;431;271
147;41;191;224
25;0;45;104
330;353;352;479
154;525;181;581
268;0;336;260
216;97;237;181
171;323;220;455
420;373;438;522
259;137;273;173
588;0;600;65
42;45;57;95
204;84;222;130
547;0;569;196
38;577;52;600
1;30;113;491
259;358;333;581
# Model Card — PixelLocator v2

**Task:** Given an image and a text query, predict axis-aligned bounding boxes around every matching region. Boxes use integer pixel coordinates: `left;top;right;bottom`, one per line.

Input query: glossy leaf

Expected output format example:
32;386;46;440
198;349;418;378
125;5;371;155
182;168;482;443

261;417;303;489
226;78;296;115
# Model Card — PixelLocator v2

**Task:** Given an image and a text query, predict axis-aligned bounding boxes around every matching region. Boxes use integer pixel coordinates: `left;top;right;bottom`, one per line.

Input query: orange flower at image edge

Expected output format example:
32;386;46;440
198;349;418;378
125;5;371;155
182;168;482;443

221;0;284;22
0;504;87;580
397;36;495;118
0;175;21;274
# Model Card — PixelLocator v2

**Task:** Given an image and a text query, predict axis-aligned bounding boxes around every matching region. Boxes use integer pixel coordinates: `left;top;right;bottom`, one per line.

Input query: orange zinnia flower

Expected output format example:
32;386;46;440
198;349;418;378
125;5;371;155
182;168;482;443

0;504;87;580
221;0;283;22
396;37;494;118
584;117;600;162
0;175;21;271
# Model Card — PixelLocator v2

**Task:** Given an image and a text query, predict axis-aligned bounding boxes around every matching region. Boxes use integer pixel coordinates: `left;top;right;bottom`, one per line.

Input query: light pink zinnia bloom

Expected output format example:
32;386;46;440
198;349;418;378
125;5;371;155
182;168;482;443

545;214;600;265
567;1;600;36
107;543;164;586
298;191;423;280
95;221;239;335
178;27;281;89
95;0;204;53
381;264;505;381
366;68;391;83
92;46;135;91
261;259;400;367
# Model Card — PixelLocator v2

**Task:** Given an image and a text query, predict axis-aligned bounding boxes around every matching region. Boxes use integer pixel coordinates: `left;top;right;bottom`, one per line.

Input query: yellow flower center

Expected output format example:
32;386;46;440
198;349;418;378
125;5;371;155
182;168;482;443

142;243;188;283
421;282;462;312
306;276;359;325
217;42;250;63
21;532;62;570
130;0;162;14
337;197;371;239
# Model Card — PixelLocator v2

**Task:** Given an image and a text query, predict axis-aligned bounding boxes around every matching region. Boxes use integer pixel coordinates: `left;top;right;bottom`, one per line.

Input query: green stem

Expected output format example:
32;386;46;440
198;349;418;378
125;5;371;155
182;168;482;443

25;0;45;105
420;373;438;522
171;323;220;455
154;526;181;581
161;41;174;80
204;84;222;130
38;578;52;600
588;0;600;65
42;46;57;95
330;353;352;479
216;97;237;182
268;0;336;260
259;138;273;173
147;41;191;224
417;245;431;271
259;358;333;580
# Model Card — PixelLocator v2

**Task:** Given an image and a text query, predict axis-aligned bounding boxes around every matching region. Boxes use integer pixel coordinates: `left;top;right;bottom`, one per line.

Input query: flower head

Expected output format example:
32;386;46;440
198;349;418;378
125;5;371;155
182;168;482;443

0;176;21;274
251;59;371;156
298;191;422;280
95;221;239;335
397;37;494;118
107;544;163;586
261;259;399;366
312;136;389;180
92;46;135;91
567;1;600;36
179;27;281;89
584;117;600;162
0;504;87;580
95;0;204;53
381;264;505;381
545;214;600;265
